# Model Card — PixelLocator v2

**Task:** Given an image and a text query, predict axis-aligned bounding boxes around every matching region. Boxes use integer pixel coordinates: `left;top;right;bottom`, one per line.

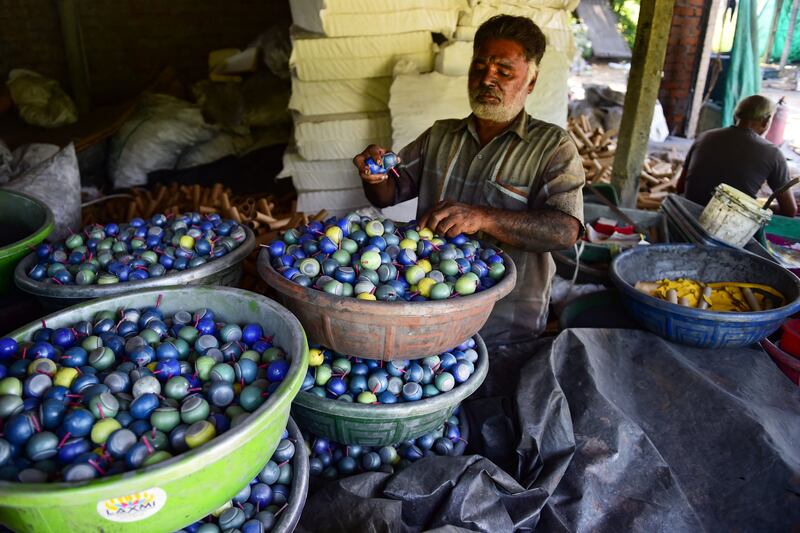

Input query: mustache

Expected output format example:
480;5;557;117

470;87;503;101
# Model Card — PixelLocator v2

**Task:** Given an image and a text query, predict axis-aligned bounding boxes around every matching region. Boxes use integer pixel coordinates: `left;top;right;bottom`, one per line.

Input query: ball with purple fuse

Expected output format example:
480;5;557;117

265;214;507;302
305;406;466;481
301;338;480;404
0;303;293;484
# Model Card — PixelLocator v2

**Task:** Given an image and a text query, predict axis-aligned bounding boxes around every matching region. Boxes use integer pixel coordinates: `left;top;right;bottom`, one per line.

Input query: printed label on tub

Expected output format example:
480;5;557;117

97;487;167;522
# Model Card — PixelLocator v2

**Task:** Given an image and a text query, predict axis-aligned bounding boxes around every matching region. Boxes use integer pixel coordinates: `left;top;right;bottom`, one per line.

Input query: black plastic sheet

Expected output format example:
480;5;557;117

296;329;800;532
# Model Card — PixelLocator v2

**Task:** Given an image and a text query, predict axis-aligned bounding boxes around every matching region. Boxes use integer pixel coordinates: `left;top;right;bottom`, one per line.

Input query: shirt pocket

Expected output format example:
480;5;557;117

482;179;531;211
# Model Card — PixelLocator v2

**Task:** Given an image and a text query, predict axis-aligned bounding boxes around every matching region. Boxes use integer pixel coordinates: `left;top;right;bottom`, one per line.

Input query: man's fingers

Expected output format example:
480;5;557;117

437;216;459;237
362;173;388;184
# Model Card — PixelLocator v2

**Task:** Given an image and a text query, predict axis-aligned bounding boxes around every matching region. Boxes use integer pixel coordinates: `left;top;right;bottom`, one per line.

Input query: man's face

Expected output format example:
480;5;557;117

468;38;536;123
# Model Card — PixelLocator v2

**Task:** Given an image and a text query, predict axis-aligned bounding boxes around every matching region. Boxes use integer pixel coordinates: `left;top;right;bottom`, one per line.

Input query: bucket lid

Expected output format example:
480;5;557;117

714;184;773;221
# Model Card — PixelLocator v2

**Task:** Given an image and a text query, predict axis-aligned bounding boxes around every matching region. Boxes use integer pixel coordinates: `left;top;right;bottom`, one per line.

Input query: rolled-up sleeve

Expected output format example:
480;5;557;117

531;137;585;229
392;128;431;205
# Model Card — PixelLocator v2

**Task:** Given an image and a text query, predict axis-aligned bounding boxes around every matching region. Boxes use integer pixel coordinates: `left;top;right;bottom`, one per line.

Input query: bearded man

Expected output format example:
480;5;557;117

353;15;585;343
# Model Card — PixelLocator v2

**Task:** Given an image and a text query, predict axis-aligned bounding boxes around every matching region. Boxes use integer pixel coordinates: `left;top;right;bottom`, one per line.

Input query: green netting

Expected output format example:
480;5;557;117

758;0;800;63
724;0;762;125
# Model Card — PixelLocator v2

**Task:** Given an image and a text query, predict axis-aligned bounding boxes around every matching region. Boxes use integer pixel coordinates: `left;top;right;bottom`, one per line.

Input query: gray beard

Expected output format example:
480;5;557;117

469;88;528;123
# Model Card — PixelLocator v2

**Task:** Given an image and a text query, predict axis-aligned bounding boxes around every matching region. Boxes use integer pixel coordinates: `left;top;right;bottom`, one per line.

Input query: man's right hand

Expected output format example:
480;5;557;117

353;144;395;184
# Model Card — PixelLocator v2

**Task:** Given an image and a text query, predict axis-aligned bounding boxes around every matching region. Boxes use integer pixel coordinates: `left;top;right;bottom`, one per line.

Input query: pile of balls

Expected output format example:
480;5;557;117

306;407;465;480
178;426;296;533
301;338;480;403
25;212;247;286
0;304;291;483
266;215;506;301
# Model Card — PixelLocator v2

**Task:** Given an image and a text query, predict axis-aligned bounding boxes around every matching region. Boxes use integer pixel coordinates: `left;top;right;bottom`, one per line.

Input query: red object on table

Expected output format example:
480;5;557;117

592;220;634;235
779;318;800;356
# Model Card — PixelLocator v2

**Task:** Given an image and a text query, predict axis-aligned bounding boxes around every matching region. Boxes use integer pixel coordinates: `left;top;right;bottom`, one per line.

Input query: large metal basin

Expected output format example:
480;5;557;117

611;244;800;348
14;226;256;311
257;249;515;360
291;335;488;446
0;286;308;533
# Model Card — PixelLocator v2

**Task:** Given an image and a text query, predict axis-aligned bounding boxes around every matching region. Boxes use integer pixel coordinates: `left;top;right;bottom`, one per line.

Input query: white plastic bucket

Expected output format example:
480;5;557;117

698;184;772;248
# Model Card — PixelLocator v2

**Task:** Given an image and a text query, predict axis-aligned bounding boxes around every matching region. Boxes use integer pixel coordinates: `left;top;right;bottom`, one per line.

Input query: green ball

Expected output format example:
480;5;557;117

341;283;354;297
89;392;119;419
75;269;96;285
315;365;333;386
298;258;321;278
89;347;115;371
0;394;24;418
165;376;191;399
489;262;506;280
438;259;459;277
240;350;260;363
239;385;265;412
331;249;351;267
81;336;103;351
365;220;385;237
96;273;119;285
178;326;200;344
430;282;452;300
332;358;351;376
151;407;181;432
357;391;377;404
143;450;172;466
360;251;381;270
225;405;246;419
180;395;210;424
435;372;456;392
139;329;160;345
261;347;284;363
454;273;479;295
359;269;380;285
404;229;420;242
140;250;159;265
210;363;235;384
405;265;426;285
91;418;121;444
323;280;344;296
341;238;358;254
65;234;84;250
0;378;23;396
195;356;216;381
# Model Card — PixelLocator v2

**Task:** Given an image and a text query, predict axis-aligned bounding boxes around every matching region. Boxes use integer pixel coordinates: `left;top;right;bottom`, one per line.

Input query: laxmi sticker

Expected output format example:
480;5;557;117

97;488;166;522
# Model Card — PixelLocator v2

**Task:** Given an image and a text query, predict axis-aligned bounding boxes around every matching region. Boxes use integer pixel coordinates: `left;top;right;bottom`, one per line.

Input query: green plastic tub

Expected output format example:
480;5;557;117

291;335;488;446
0;189;54;295
0;286;308;533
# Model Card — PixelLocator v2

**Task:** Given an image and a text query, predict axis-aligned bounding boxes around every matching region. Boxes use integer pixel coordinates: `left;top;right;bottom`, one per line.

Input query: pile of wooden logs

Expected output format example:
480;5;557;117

80;183;323;292
568;116;617;184
637;154;683;210
567;117;684;210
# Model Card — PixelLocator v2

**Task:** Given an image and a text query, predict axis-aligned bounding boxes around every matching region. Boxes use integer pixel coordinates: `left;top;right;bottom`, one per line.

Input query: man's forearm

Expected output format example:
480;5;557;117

478;206;580;252
362;179;397;208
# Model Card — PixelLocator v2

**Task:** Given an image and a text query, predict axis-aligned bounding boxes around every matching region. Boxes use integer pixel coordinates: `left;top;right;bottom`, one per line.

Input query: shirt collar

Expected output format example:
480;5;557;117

449;111;531;143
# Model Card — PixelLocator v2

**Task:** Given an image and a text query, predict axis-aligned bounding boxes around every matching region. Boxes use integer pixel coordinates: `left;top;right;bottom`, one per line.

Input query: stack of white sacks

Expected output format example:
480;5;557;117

280;0;578;220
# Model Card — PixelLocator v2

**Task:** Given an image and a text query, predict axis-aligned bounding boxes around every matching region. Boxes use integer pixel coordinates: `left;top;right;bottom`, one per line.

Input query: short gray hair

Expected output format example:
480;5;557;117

734;95;776;122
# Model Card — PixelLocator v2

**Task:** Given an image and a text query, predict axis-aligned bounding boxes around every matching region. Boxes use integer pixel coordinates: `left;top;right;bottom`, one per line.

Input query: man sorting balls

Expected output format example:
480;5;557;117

354;15;585;342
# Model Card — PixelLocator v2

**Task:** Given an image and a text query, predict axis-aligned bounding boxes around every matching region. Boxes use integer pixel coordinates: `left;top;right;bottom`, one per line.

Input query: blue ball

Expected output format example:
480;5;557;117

0;338;18;360
326;377;347;397
249;483;273;507
266;360;289;383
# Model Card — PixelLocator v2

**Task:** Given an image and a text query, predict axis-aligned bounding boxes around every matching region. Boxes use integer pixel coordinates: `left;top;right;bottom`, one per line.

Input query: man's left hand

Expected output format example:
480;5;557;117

418;201;487;237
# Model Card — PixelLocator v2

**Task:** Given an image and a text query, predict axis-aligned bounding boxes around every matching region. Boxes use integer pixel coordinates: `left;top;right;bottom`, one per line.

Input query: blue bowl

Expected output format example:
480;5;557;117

610;244;800;348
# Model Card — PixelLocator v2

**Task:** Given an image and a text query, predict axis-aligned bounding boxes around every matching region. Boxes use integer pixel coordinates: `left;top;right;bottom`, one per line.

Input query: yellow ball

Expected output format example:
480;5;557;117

432;237;446;247
179;235;195;249
325;226;343;244
308;348;324;367
418;277;437;297
212;501;232;517
91;418;122;445
418;227;434;240
54;367;79;388
399;239;417;250
147;362;158;372
357;293;377;300
418;259;432;273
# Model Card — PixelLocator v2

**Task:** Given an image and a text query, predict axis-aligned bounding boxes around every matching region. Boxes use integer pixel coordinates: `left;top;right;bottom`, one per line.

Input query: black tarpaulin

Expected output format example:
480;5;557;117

296;329;800;532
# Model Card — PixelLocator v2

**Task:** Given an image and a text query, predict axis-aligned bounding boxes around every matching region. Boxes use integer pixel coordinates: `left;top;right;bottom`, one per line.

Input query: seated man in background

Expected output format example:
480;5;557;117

353;15;585;344
678;94;797;217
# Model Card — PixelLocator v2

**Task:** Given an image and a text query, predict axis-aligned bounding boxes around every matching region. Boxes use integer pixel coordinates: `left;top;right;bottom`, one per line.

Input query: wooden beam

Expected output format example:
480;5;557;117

57;0;91;113
763;0;784;63
611;0;677;207
687;0;723;138
780;0;800;70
